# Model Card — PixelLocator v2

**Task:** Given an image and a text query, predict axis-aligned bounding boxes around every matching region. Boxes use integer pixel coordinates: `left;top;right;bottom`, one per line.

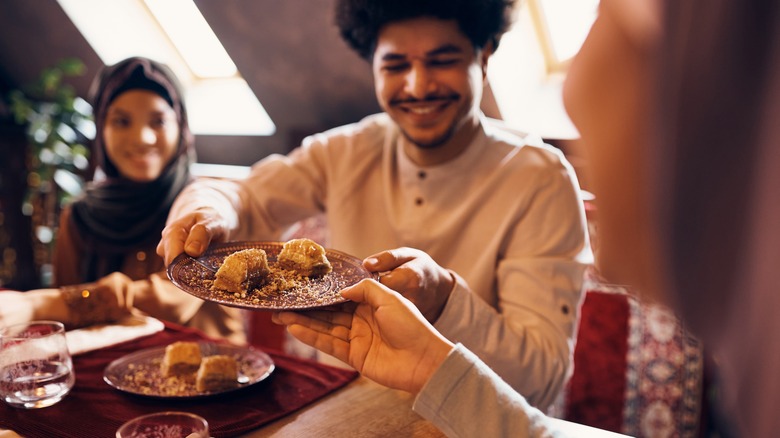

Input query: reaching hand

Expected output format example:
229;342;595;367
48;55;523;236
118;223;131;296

272;279;454;395
363;247;455;322
156;207;230;266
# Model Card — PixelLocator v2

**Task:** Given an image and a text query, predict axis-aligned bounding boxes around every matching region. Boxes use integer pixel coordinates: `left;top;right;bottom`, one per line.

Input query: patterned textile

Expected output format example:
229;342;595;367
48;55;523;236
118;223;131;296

623;295;703;437
564;282;704;438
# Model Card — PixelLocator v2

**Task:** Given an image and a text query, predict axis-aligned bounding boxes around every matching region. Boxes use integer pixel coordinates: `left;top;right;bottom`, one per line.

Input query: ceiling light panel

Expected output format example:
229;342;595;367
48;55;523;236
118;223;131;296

143;0;237;78
55;0;275;136
57;0;180;69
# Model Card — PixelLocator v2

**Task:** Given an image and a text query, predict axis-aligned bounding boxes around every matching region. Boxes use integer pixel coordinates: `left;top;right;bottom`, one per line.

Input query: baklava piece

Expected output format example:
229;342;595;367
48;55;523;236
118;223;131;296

277;238;333;277
161;341;202;377
195;355;239;392
213;248;271;294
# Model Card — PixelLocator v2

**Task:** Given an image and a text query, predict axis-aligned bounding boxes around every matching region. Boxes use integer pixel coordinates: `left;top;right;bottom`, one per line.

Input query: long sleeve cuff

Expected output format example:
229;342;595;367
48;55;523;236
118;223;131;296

413;344;557;438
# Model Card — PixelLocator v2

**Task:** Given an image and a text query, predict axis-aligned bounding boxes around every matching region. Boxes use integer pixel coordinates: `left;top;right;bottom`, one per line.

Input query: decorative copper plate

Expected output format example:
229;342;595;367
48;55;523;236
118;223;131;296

103;342;274;399
167;241;374;310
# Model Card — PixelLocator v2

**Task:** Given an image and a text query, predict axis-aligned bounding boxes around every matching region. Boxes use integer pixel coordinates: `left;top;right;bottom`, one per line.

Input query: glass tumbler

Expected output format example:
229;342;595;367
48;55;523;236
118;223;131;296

0;320;75;408
116;411;210;438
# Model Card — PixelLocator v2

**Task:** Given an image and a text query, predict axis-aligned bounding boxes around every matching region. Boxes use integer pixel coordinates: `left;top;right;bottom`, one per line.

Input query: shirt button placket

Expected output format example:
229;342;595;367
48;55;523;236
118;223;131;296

415;170;426;206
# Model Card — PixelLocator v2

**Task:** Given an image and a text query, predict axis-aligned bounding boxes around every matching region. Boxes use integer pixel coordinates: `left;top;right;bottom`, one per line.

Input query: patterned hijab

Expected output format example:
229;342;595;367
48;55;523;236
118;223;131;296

69;57;195;281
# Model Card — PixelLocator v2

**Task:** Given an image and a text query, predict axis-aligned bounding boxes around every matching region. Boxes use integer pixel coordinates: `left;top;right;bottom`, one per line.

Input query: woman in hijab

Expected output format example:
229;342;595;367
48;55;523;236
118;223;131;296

56;56;195;286
1;57;245;345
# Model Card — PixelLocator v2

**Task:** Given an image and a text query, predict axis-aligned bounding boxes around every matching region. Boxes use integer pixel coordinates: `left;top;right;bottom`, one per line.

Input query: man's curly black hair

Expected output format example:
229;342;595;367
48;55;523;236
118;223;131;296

335;0;518;61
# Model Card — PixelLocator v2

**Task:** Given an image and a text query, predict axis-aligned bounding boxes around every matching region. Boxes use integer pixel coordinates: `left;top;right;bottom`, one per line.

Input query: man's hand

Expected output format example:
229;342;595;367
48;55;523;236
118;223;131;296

156;207;230;266
362;247;455;322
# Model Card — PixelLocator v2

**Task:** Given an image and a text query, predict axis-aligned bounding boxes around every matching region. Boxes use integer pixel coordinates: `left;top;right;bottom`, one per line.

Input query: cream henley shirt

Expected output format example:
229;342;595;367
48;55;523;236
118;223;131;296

168;112;593;410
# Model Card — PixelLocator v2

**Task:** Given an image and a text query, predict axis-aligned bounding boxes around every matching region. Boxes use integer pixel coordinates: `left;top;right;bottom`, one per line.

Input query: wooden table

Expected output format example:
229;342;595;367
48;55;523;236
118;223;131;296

241;376;633;438
242;376;445;437
0;374;633;438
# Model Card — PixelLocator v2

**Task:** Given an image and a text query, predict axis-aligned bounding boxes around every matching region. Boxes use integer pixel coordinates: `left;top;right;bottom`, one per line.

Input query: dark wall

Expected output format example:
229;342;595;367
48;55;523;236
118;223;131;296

194;0;380;163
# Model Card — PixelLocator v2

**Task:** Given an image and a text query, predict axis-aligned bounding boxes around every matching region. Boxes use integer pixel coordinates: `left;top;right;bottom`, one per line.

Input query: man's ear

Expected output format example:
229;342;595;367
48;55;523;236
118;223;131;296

480;39;496;78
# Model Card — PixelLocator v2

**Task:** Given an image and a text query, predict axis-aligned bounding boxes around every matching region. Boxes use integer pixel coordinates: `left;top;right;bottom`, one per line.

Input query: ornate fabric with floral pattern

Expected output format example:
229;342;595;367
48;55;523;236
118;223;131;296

564;279;704;438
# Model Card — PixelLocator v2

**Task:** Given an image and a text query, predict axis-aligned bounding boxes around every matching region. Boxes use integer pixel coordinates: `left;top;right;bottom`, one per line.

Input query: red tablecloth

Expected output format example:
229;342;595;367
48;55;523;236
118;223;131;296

0;322;358;438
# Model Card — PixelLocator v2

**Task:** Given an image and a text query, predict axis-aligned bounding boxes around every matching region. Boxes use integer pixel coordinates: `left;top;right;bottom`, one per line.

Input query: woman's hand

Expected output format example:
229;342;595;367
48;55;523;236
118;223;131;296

363;248;455;322
272;279;454;395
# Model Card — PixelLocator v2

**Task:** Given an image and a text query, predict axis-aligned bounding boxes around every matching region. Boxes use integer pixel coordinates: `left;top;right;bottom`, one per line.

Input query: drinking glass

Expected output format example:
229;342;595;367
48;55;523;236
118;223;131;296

116;411;209;438
0;320;75;408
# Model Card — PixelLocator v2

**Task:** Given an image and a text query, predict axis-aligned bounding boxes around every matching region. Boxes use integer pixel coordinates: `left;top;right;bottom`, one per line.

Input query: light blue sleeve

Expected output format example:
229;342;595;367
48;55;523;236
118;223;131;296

413;344;570;438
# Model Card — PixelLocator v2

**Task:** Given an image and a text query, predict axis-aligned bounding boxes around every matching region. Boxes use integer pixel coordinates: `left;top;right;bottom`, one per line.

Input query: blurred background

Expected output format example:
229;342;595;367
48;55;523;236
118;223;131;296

0;0;597;289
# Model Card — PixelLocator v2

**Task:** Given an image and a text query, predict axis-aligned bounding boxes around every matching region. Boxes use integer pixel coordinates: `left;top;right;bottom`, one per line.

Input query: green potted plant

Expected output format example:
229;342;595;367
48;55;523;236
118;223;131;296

7;57;94;286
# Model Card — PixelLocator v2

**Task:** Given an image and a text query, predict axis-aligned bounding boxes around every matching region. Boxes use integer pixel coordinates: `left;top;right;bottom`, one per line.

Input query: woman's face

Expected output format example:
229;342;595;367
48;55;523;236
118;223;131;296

103;89;180;182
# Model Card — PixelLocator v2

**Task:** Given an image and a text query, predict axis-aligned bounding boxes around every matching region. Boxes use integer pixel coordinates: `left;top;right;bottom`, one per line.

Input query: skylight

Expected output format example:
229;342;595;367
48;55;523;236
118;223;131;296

530;0;600;71
55;0;275;136
143;0;237;78
487;0;598;139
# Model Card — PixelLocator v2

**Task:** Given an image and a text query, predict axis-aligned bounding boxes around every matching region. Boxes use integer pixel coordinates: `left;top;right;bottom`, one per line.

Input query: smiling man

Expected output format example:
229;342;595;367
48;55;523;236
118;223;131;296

158;0;592;411
371;17;483;163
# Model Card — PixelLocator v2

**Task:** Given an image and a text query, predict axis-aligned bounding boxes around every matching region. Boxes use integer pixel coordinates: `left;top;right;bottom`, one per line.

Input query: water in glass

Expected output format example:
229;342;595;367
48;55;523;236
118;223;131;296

0;321;75;408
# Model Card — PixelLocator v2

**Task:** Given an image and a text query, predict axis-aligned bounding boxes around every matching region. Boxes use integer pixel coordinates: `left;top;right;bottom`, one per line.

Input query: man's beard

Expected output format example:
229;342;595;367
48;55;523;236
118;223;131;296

399;121;458;149
390;93;462;149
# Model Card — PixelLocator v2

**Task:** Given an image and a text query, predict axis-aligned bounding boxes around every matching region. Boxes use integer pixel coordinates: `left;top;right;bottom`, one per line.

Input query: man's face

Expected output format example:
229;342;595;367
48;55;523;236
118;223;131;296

372;17;487;150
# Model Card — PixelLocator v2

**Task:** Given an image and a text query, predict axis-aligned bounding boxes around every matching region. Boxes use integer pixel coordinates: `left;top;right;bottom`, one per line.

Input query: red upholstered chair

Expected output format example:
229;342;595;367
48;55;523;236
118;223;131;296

562;275;706;437
245;309;286;351
561;197;708;436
